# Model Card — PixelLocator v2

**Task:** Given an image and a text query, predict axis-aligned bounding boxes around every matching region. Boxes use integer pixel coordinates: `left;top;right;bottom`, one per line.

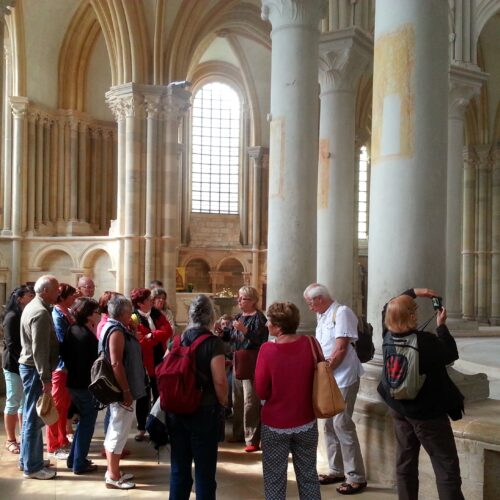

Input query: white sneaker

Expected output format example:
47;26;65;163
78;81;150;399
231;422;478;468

105;476;135;489
105;470;134;481
52;448;70;460
23;467;57;480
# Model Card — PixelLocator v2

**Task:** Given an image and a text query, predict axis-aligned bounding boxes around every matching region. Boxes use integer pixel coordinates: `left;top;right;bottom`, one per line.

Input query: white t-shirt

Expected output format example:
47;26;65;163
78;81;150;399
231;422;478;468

315;301;364;388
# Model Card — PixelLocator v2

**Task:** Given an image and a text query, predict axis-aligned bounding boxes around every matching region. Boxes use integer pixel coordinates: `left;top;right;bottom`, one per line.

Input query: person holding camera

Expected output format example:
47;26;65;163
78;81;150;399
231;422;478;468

378;288;465;500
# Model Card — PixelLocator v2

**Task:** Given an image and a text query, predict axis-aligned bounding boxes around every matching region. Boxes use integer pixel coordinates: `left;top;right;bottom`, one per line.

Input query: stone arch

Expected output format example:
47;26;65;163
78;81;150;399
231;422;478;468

474;0;500;51
79;246;116;298
32;245;78;270
214;256;246;295
165;1;270;82
58;2;103;110
30;247;77;287
5;0;27;96
183;257;212;293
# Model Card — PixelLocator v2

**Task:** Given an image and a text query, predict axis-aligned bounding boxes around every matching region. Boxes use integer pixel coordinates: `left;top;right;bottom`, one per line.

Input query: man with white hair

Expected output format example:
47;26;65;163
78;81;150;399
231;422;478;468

77;276;95;298
303;283;367;495
18;275;60;479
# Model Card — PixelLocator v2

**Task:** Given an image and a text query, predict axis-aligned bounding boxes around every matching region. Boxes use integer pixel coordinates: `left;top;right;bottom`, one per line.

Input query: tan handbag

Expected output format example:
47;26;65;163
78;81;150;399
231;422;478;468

36;392;59;426
307;336;345;418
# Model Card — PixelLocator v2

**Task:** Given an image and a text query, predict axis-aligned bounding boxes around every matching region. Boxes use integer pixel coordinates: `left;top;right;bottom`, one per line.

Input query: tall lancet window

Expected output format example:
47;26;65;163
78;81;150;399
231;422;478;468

191;82;240;214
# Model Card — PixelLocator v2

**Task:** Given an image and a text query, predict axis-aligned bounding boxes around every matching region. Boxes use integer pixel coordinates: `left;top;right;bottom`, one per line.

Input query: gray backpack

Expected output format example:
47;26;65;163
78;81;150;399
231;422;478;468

382;332;426;400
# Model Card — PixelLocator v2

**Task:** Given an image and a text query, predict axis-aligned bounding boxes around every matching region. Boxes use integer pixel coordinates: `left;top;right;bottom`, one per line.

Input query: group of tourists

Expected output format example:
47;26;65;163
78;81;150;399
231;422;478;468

2;274;465;500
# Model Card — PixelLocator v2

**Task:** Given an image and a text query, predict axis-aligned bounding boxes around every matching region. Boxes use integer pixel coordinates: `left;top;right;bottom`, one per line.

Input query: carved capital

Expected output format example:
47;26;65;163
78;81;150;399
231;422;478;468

247;146;268;166
319;27;372;93
9;96;29;118
261;0;327;31
144;94;161;119
448;63;487;119
161;88;191;123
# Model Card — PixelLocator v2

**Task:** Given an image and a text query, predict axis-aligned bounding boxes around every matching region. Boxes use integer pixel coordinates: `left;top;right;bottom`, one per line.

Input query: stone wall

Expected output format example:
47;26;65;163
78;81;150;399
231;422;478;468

189;214;241;247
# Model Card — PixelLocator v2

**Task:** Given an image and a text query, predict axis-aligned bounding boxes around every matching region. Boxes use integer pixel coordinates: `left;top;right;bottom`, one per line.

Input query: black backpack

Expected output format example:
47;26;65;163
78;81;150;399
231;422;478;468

332;308;375;363
355;316;375;363
88;324;124;407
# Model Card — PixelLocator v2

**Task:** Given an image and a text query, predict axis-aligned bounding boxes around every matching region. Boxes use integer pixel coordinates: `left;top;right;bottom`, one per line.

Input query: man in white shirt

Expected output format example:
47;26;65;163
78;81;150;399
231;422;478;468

304;283;367;495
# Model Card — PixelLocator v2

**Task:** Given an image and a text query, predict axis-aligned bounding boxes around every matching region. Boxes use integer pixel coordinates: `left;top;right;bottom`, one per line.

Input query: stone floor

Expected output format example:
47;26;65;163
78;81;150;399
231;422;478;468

0;416;398;499
1;335;498;499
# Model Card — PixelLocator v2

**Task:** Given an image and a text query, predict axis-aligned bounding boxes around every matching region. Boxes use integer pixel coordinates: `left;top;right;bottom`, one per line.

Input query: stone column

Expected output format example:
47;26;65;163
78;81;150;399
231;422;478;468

317;27;372;306
89;128;100;226
144;95;160;286
261;0;325;332
492;146;500;323
161;87;190;308
248;146;267;290
78;121;88;222
240;105;250;245
462;146;476;319
367;0;448;352
446;64;485;321
26;111;36;232
35;115;43;228
100;130;111;231
10;97;28;286
69;118;79;221
42;118;51;225
475;145;492;321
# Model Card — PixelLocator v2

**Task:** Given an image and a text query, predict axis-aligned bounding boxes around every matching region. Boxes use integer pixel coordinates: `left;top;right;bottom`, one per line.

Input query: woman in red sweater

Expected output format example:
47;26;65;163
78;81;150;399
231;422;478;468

130;287;173;441
254;302;320;500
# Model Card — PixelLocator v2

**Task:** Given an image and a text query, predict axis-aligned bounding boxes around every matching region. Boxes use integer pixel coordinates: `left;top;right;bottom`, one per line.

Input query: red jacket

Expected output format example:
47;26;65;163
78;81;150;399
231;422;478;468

135;309;173;377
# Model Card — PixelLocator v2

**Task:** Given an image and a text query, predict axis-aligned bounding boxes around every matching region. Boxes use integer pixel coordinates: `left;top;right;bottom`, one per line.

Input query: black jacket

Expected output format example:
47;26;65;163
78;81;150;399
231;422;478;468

377;289;464;420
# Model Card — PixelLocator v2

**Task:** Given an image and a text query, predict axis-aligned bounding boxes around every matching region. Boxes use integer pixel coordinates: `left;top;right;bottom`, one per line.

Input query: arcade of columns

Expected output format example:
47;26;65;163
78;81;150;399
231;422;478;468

263;1;498;496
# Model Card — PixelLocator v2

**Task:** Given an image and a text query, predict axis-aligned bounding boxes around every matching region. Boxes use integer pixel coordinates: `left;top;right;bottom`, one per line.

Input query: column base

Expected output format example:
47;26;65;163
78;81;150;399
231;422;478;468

58;220;93;236
0;229;13;236
447;317;479;331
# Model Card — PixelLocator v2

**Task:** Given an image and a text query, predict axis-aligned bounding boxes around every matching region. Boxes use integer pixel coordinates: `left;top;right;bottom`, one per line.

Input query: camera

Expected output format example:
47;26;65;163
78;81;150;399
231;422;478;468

431;296;443;310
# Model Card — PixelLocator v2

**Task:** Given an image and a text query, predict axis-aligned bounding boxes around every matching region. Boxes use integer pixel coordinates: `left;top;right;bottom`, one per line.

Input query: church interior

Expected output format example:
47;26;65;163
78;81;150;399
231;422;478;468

0;0;500;498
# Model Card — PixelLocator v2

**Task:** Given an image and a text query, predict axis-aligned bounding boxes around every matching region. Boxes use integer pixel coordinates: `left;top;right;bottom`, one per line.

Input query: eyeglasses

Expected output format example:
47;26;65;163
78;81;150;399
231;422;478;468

81;285;95;289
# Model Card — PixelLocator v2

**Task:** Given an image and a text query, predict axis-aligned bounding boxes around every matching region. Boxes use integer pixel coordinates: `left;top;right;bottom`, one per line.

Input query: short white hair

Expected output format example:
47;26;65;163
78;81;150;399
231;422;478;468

303;283;331;300
34;275;57;294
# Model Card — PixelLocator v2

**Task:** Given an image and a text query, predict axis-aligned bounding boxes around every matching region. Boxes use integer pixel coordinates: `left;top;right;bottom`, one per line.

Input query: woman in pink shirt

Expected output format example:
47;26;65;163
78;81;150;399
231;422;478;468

254;302;320;500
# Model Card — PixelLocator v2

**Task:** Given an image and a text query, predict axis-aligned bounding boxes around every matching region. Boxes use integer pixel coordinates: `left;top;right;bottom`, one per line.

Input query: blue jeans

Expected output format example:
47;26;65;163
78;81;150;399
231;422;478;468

67;388;98;472
168;405;220;500
19;364;45;473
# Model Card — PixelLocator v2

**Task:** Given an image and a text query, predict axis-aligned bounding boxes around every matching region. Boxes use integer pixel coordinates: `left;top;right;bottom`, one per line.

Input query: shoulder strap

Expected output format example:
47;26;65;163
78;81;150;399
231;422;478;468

189;333;212;350
307;335;325;363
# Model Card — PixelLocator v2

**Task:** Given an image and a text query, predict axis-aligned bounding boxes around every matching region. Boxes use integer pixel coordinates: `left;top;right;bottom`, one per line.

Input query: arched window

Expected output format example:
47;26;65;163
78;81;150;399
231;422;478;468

358;145;369;240
191;82;240;214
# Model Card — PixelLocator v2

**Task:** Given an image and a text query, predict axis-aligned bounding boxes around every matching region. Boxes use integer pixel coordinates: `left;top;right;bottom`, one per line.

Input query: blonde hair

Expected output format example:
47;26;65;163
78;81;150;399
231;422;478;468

238;286;259;304
385;295;418;333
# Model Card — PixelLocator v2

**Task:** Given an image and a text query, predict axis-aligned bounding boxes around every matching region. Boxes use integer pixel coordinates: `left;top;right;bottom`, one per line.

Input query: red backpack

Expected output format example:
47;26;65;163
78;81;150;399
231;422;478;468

156;333;212;414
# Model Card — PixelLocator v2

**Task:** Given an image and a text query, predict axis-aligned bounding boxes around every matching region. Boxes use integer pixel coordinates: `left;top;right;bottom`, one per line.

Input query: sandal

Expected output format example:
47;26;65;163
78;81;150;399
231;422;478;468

5;439;20;454
318;473;345;485
337;482;368;495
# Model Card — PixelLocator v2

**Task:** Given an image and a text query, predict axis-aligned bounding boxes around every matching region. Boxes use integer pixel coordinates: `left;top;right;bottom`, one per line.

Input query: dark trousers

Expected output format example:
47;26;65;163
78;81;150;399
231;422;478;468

136;375;154;431
167;405;219;500
390;409;464;500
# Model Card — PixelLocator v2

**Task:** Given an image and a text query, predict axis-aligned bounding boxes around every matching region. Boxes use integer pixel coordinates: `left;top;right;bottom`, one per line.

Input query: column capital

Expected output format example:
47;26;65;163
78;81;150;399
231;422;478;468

247;146;268;165
449;63;487;119
9;96;29;118
319;26;372;93
161;87;191;123
261;0;327;31
144;94;161;119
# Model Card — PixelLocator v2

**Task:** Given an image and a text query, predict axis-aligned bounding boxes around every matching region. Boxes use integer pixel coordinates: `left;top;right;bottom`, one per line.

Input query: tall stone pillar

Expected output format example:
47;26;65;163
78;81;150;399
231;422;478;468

367;0;448;351
9;96;28;287
317;27;372;306
261;0;325;331
462;146;476;319
161;87;190;309
69;118;79;221
492;146;500;323
445;64;485;321
248;146;267;290
144;95;160;286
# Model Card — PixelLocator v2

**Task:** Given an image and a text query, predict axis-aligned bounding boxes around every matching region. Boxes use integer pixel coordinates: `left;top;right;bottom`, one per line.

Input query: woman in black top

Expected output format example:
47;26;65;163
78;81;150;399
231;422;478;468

62;297;100;475
2;285;35;454
167;295;228;500
377;288;465;500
